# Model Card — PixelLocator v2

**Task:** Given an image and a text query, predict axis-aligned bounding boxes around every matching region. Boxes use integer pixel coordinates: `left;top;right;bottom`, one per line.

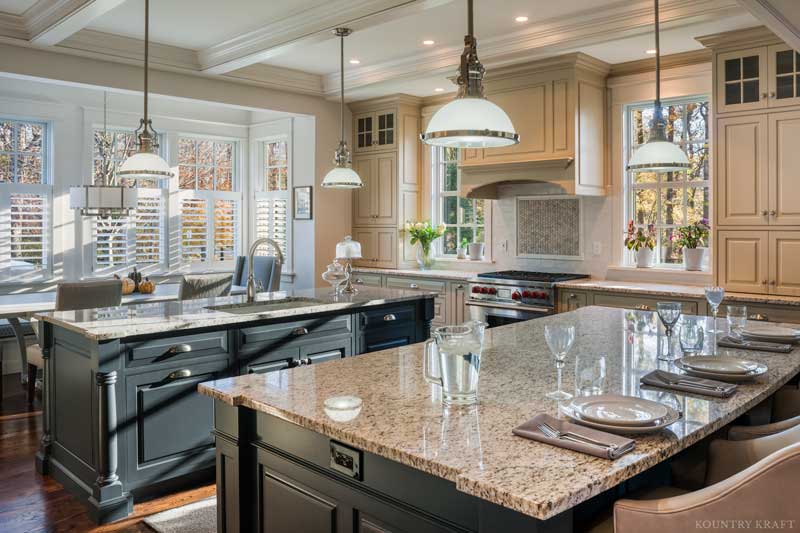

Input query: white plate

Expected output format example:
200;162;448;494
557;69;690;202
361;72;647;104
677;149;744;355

741;325;800;338
560;404;681;435
741;332;799;344
571;395;669;427
675;359;768;383
680;356;761;375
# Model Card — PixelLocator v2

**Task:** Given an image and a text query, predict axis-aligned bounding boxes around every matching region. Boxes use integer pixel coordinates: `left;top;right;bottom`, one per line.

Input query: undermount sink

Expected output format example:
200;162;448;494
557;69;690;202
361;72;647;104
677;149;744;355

207;297;328;314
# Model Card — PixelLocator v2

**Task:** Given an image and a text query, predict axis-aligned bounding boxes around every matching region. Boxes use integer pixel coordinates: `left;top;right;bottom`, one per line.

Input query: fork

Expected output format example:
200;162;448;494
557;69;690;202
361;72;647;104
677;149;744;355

666;379;727;392
539;422;618;449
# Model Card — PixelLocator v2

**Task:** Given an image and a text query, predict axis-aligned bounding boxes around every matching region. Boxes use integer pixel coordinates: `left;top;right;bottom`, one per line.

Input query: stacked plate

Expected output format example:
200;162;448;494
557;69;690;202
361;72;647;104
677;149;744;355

560;394;681;435
675;356;768;383
740;324;800;344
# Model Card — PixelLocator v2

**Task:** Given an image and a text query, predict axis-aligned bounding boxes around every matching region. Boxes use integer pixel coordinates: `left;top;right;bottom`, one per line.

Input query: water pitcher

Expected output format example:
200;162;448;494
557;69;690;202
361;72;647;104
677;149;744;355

423;321;487;406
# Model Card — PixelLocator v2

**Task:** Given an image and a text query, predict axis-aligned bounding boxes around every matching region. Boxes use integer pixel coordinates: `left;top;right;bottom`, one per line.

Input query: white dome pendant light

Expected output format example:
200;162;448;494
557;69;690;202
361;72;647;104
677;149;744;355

420;0;519;148
117;0;174;181
321;28;363;189
627;0;690;173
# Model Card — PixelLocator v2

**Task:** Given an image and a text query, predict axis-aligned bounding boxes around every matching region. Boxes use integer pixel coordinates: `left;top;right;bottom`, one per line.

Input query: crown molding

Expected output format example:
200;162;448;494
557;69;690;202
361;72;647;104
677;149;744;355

223;64;324;96
608;49;712;78
0;12;27;40
348;93;422;111
322;0;743;96
737;0;800;53
695;24;779;49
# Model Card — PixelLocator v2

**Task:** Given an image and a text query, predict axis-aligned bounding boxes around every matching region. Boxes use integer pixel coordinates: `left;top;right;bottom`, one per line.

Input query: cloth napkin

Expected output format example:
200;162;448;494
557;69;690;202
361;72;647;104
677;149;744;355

718;336;793;353
512;413;635;460
641;369;737;398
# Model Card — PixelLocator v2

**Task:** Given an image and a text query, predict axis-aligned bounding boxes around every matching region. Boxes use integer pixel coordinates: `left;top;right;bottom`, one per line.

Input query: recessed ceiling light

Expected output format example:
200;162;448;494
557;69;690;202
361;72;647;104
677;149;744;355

423;39;435;45
645;49;657;55
349;58;360;64
434;87;444;92
515;16;528;22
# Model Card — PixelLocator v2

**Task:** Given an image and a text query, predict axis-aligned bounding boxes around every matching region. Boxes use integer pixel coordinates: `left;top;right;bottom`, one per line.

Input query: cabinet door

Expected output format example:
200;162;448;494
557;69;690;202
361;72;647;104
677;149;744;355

717;230;769;294
769;111;800;225
480;83;549;162
717;48;768;114
375;109;396;150
262;468;341;533
352;227;397;268
768;44;800;108
769;231;800;296
352;153;397;226
716;115;769;225
353;155;374;225
354;112;374;152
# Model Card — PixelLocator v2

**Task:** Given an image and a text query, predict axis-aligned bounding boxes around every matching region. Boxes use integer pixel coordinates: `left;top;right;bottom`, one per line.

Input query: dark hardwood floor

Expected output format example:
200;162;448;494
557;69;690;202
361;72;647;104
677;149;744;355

0;373;215;533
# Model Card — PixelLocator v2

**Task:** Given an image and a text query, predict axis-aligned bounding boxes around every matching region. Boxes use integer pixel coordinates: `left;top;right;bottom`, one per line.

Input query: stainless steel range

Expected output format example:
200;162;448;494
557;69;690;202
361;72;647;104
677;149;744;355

466;271;589;327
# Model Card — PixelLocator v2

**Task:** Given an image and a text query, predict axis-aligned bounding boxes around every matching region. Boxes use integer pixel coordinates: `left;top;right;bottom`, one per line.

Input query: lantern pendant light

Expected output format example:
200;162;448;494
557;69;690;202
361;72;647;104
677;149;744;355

420;0;518;148
69;92;138;217
321;28;363;189
626;0;691;173
116;0;174;181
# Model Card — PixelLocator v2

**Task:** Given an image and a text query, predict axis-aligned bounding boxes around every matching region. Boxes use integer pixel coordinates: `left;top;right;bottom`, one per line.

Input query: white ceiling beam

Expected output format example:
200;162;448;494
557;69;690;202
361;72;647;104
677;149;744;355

198;0;454;75
738;0;800;50
26;0;126;46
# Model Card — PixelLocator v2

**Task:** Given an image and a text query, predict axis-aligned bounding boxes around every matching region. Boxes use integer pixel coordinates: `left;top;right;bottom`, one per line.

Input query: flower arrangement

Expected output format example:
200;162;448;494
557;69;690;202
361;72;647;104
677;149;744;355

404;221;445;269
673;219;710;249
624;221;656;252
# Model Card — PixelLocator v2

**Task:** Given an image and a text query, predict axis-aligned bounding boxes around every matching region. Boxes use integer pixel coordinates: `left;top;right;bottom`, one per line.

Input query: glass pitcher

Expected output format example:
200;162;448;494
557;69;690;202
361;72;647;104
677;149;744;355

423;321;487;406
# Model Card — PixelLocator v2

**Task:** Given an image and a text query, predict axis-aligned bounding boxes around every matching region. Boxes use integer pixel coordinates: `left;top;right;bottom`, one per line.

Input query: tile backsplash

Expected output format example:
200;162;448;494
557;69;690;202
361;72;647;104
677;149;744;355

516;197;582;258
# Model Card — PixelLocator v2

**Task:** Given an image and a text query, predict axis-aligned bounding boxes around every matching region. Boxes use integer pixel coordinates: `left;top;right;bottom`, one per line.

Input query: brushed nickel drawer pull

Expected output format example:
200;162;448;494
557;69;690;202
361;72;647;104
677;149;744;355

383;313;397;322
749;313;769;322
293;327;309;336
165;343;192;356
166;369;192;381
635;304;650;311
769;210;777;216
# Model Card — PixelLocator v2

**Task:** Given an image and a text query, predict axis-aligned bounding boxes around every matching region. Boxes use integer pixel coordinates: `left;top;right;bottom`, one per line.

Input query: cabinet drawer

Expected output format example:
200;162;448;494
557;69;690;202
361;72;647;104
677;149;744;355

360;323;416;354
359;304;415;329
592;293;699;315
351;273;383;287
124;330;230;368
385;276;446;294
238;315;352;354
718;302;800;324
243;346;298;374
300;335;352;364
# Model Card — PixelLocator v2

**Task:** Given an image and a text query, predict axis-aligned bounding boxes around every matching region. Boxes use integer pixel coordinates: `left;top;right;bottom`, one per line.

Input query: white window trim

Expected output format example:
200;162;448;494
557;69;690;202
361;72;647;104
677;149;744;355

623;94;710;269
430;146;491;259
251;133;292;273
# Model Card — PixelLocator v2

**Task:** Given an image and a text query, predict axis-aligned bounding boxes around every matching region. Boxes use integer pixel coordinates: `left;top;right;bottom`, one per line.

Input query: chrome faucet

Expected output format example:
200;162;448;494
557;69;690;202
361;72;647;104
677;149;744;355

246;238;284;302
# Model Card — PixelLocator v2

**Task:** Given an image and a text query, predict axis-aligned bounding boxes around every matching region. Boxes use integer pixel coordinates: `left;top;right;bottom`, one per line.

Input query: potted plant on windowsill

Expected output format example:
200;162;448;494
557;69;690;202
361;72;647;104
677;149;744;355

624;220;656;268
457;238;468;260
404;221;445;270
674;219;710;271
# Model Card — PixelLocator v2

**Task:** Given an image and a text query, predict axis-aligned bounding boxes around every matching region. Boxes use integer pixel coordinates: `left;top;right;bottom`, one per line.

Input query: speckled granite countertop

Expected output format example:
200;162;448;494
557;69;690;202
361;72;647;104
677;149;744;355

34;287;436;341
199;306;800;520
353;266;483;280
557;279;800;307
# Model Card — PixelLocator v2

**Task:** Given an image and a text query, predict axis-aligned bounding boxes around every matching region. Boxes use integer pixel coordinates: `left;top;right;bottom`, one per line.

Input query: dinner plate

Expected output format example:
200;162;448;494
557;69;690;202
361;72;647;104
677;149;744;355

741;332;799;344
571;395;670;427
675;358;768;383
679;356;761;375
740;324;800;338
560;403;681;435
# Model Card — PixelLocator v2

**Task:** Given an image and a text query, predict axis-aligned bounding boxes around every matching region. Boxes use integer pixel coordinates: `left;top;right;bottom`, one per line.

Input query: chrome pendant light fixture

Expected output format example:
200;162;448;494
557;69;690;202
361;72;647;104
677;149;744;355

420;0;518;148
117;0;174;181
626;0;690;173
321;28;363;189
69;92;138;217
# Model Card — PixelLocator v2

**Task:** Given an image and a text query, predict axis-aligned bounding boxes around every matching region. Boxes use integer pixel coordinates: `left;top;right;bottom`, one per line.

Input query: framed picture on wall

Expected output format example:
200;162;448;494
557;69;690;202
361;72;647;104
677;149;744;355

293;186;312;220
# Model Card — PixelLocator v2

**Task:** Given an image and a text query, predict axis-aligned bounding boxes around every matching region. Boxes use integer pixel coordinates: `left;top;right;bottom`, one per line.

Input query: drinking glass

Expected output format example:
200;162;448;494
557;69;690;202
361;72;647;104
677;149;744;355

575;353;606;397
726;305;748;340
705;285;725;337
544;324;576;401
656;302;682;361
679;319;705;356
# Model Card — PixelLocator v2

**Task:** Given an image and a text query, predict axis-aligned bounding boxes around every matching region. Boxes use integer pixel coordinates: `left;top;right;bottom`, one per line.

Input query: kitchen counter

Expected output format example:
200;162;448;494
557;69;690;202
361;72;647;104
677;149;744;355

35;287;437;341
199;306;800;525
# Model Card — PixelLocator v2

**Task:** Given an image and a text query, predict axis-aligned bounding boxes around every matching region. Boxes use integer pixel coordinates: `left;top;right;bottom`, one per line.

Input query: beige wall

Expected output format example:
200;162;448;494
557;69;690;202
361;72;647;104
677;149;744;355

0;42;350;287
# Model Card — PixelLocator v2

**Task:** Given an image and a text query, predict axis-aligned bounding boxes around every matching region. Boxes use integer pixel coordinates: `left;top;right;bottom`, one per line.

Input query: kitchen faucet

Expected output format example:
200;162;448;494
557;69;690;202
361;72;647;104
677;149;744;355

246;238;284;302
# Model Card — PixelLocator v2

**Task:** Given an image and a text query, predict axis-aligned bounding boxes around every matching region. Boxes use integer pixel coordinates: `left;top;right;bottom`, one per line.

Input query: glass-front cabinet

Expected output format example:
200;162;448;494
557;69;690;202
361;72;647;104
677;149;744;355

354;109;396;152
717;45;800;113
768;44;800;108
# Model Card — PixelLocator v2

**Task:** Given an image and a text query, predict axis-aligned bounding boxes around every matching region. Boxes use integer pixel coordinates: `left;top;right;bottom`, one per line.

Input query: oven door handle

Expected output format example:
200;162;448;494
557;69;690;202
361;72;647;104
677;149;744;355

465;300;552;314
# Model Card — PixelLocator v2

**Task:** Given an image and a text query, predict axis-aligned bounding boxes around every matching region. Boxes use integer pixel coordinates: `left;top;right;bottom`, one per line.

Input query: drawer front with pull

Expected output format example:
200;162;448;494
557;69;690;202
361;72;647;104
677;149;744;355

238;316;352;355
124;330;230;368
351;273;383;288
716;302;800;324
359;304;416;330
591;293;699;315
299;336;352;366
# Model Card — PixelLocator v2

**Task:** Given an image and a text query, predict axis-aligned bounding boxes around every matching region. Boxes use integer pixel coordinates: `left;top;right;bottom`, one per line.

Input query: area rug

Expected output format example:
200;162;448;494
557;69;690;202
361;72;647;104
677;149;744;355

143;496;216;533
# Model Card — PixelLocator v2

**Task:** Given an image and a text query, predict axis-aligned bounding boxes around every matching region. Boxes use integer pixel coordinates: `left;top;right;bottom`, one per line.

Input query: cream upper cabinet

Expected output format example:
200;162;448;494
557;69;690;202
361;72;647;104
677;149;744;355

768;45;800;108
769;111;800;224
716;115;769;225
352;152;397;226
770;231;800;296
717;47;768;114
352;227;397;268
354;108;396;153
479;82;550;163
717;230;769;294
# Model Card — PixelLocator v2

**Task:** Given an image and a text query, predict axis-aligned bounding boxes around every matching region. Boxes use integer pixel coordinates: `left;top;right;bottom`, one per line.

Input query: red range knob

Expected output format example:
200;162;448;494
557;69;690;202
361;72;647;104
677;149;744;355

512;291;521;300
488;287;497;295
540;292;549;299
480;287;488;294
471;286;480;294
521;290;531;298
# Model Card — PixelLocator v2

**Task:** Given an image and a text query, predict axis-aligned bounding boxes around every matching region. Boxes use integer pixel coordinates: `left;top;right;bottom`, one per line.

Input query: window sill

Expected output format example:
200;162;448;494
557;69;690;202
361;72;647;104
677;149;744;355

606;265;713;286
433;256;495;265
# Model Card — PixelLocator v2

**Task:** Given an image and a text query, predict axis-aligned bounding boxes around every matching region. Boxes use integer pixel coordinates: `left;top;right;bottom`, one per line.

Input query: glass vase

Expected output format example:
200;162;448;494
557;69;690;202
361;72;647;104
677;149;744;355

416;244;433;270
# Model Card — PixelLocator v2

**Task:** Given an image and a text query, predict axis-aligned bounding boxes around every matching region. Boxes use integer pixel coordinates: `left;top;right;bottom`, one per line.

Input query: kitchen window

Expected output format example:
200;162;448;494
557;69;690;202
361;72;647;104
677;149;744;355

624;96;710;267
431;146;488;257
254;138;290;264
0;118;51;281
178;136;240;264
91;129;166;273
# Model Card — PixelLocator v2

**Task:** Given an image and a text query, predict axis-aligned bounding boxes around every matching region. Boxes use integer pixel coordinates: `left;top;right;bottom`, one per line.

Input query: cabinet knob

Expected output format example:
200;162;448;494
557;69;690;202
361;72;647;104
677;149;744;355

769;91;776;98
354;278;364;284
409;283;419;289
383;313;397;322
762;210;769;216
769;280;776;285
762;279;769;285
762;92;769;99
769;210;776;216
456;284;464;289
568;293;577;299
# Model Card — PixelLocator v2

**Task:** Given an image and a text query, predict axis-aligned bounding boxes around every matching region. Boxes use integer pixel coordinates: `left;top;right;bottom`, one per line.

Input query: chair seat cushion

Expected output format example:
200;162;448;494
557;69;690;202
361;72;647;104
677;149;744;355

586;486;690;533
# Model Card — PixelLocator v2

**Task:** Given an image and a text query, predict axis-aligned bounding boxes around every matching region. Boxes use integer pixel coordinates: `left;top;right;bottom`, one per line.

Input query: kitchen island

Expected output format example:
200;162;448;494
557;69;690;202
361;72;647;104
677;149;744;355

200;306;800;533
33;287;435;523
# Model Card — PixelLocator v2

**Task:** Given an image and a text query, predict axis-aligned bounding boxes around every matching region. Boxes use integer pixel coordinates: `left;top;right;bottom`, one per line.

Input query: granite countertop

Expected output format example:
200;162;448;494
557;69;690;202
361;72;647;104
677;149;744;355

199;306;800;520
34;287;436;341
557;279;800;307
353;266;482;281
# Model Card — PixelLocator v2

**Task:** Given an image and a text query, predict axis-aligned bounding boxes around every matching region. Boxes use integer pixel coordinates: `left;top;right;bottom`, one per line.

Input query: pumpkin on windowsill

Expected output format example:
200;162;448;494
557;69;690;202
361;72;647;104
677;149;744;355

138;278;155;294
114;275;137;295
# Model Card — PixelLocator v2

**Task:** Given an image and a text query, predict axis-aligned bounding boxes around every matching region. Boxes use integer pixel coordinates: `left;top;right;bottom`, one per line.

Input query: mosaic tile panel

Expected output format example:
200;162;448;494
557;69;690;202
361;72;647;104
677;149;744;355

517;197;581;257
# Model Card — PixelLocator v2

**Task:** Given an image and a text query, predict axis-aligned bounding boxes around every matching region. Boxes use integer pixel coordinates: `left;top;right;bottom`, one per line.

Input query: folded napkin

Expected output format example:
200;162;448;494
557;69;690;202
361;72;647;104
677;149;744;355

718;336;793;353
641;369;737;398
512;413;635;460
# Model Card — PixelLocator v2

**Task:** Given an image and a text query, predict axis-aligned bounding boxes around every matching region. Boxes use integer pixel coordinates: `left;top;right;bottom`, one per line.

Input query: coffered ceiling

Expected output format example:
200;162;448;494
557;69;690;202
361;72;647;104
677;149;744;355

0;0;766;101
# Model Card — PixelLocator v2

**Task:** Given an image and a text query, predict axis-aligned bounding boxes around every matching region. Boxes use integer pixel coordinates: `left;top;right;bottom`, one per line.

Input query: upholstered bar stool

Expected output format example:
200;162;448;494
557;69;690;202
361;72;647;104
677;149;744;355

727;382;800;440
232;255;281;292
177;273;233;301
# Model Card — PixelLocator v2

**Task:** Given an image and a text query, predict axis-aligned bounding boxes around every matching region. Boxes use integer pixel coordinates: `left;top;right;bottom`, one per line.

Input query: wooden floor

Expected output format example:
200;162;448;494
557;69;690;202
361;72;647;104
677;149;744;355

0;374;215;533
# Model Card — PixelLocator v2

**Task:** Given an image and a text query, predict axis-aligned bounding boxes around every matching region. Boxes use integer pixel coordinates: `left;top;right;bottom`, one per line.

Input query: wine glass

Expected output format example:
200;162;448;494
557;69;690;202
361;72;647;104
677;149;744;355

544;324;576;401
705;286;725;355
656;302;682;361
726;305;748;340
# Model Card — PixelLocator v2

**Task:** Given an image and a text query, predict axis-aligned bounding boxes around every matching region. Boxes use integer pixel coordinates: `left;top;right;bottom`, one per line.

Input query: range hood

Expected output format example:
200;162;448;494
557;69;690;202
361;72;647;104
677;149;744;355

459;157;576;199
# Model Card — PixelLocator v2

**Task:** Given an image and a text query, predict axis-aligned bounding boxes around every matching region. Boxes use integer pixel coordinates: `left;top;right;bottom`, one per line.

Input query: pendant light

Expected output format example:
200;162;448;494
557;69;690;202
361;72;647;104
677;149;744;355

420;0;518;148
69;92;138;217
321;28;363;189
117;0;174;181
626;0;690;173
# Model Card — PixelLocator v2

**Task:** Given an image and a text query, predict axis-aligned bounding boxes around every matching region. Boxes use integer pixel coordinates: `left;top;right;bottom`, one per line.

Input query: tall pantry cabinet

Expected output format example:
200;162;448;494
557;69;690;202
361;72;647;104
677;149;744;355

700;27;800;296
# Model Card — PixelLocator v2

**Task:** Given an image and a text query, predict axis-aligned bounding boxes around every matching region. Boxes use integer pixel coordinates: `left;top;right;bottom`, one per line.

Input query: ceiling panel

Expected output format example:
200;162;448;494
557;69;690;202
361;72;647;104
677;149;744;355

0;0;36;15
